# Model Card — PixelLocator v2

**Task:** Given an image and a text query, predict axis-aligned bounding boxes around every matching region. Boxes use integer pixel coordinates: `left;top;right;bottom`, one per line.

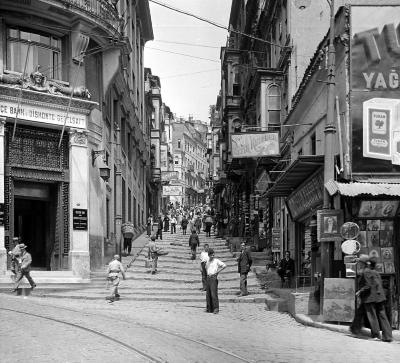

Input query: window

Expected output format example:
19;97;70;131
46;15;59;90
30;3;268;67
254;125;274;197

267;84;281;126
7;28;62;80
178;139;181;148
311;132;316;155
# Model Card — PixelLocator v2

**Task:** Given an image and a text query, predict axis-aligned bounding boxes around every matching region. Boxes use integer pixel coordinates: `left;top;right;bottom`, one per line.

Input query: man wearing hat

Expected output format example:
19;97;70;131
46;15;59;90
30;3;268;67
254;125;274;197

8;237;21;279
106;254;126;302
12;243;36;292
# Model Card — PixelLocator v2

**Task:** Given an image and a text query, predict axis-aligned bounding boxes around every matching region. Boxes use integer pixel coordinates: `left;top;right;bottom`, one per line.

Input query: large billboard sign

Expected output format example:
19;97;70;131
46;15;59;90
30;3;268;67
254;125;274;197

231;132;279;158
162;185;182;196
351;6;400;172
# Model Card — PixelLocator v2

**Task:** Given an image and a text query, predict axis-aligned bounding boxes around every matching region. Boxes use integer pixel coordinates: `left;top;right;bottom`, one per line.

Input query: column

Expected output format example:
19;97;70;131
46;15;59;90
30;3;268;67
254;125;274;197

69;128;90;279
0;117;6;276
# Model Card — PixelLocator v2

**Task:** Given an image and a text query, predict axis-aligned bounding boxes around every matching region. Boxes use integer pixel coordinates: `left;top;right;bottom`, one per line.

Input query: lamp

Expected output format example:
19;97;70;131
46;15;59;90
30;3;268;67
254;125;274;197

92;149;105;166
99;165;111;182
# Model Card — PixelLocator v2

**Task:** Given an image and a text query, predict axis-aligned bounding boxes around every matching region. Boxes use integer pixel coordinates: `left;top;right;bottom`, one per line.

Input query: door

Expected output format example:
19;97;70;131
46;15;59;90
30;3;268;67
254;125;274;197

13;181;57;270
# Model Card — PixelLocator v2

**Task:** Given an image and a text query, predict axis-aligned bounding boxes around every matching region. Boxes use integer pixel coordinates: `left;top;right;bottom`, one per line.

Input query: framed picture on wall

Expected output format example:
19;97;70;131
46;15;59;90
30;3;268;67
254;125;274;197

317;209;344;242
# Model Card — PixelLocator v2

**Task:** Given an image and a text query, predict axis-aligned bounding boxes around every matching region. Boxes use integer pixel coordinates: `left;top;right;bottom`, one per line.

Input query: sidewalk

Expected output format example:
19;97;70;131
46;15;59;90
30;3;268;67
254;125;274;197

258;269;400;342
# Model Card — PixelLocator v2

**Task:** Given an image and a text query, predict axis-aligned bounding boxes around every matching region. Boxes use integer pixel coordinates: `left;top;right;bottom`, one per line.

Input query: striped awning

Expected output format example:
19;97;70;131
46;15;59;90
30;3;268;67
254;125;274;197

325;180;400;197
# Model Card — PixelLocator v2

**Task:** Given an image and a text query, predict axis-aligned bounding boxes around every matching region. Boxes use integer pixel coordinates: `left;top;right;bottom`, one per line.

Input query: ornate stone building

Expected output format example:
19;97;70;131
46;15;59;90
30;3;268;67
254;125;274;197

0;0;153;282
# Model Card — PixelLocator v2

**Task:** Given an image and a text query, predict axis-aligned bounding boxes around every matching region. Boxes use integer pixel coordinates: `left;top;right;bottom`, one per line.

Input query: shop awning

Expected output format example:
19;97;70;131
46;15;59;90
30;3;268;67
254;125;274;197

262;155;324;197
325;180;400;197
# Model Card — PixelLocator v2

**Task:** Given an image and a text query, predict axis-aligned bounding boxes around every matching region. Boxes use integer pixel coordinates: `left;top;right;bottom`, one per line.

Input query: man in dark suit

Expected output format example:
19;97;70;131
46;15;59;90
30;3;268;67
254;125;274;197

278;251;295;288
237;242;252;296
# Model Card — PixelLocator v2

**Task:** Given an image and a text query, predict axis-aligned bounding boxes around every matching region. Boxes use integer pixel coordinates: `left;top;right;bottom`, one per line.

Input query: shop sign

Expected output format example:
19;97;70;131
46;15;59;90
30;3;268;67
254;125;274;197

271;228;281;252
350;5;400;172
161;171;178;182
286;172;323;220
231;132;279;158
162;185;182;196
73;209;88;230
0;101;86;129
323;278;355;322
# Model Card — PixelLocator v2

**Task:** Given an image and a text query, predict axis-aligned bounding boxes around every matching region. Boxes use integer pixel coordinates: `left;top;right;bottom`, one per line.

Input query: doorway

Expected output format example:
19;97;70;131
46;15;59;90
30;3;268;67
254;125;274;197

13;182;57;270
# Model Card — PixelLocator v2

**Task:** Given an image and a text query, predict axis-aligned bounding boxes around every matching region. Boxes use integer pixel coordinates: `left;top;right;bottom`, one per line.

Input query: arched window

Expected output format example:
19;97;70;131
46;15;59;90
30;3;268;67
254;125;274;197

178;139;181;148
267;84;281;126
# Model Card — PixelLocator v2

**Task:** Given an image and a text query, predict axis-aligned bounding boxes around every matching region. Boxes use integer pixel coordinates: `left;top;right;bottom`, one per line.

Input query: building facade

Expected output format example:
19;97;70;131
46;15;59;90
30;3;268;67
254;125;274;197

0;0;153;280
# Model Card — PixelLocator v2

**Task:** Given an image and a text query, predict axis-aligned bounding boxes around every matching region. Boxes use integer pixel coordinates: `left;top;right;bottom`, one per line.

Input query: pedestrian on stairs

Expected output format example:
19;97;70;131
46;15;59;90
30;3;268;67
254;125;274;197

106;254;126;302
170;216;177;234
199;244;209;291
189;229;200;260
237;242;252;296
181;215;189;235
205;248;226;314
156;215;163;240
148;236;159;274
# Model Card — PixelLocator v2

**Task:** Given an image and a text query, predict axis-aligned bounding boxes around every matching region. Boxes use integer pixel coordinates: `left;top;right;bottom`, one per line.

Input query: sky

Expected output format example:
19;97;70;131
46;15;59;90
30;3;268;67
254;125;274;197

144;0;232;123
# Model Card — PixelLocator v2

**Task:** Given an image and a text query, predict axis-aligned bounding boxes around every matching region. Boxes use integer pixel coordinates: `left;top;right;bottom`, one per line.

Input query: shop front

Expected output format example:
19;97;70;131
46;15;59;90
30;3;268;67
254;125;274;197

326;181;400;329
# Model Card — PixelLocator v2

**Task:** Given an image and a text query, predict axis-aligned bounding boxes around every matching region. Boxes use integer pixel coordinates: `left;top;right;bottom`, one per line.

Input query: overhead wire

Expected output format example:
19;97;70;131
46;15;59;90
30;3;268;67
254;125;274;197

148;0;291;49
146;47;220;63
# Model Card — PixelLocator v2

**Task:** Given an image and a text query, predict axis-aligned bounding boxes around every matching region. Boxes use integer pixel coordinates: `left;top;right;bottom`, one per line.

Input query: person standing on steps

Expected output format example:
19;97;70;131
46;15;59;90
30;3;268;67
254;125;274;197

189;229;200;260
163;214;170;232
12;244;36;292
205;248;226;314
106;254;126;302
194;214;202;235
237;242;252;296
170;215;177;234
148;235;159;275
155;215;163;240
199;244;209;291
204;214;213;237
181;215;188;235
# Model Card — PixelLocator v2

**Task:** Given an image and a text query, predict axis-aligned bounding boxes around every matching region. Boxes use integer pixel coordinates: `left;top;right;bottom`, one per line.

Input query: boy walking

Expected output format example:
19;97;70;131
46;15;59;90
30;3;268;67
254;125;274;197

106;254;126;302
12;244;36;292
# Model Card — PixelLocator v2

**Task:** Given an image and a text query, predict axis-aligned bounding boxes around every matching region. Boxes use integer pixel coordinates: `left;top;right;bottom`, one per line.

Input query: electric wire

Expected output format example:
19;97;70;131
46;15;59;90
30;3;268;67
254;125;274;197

146;47;220;63
148;0;291;49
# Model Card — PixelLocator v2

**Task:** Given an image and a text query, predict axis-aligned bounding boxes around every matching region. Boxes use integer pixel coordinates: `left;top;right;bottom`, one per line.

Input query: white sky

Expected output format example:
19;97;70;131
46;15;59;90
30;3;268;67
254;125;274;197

144;0;232;122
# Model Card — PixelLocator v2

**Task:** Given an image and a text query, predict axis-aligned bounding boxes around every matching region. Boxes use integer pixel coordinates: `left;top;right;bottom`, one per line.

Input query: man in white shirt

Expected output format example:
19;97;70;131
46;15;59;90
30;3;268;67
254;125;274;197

199;244;209;291
205;248;226;314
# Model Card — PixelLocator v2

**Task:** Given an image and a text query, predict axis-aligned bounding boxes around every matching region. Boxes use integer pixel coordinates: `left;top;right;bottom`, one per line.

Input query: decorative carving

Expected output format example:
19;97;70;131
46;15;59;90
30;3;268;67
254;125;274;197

69;129;88;146
0;66;91;99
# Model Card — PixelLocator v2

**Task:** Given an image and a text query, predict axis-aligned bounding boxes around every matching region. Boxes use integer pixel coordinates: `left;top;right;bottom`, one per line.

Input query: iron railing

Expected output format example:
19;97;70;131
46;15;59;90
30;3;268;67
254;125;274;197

60;0;120;33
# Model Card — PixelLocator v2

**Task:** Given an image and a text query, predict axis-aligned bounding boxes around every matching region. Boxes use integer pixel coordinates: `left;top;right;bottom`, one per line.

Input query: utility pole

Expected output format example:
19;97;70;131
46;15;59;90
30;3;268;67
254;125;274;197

321;0;336;307
115;124;122;257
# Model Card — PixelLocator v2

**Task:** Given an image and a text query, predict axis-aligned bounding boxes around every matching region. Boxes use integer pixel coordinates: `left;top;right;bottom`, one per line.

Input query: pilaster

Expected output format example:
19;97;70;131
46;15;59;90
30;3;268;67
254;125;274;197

68;128;90;279
0;117;6;276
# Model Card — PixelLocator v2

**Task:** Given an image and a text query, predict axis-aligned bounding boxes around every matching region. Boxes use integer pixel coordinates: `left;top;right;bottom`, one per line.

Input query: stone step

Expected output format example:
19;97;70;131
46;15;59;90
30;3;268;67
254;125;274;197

0;271;90;285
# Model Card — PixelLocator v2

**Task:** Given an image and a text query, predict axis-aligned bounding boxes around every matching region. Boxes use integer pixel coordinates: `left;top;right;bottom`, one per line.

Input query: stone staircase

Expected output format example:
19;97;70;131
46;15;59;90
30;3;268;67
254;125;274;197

30;231;267;303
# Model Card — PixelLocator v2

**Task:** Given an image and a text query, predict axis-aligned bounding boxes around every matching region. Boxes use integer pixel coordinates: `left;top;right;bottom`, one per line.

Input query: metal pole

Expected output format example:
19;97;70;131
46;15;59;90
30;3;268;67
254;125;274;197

321;0;336;310
115;124;122;256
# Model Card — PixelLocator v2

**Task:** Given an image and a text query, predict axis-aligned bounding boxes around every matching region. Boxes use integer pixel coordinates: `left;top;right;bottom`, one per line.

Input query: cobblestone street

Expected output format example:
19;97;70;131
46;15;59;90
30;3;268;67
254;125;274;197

1;294;399;363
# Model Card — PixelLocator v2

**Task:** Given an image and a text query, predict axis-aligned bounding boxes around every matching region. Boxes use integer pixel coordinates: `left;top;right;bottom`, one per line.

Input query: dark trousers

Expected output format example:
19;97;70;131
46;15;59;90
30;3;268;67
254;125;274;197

182;227;187;235
364;301;392;341
171;224;176;234
201;262;207;289
14;270;36;289
240;273;248;294
190;246;197;260
156;229;162;240
206;275;219;312
350;302;365;334
123;237;132;254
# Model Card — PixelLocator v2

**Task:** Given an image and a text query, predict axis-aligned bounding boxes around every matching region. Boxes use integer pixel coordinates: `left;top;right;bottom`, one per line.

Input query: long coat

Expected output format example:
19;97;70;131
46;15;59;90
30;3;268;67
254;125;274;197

358;267;386;304
237;249;252;274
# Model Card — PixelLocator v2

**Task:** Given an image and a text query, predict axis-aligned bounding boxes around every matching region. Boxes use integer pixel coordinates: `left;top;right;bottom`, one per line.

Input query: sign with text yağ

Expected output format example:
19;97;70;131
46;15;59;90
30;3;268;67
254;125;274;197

351;5;400;172
0;101;86;129
231;132;279;158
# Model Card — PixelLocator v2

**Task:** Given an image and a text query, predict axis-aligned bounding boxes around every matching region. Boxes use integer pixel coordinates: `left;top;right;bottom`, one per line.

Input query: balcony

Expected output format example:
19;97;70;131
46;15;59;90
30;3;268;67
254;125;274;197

1;0;120;36
151;167;161;183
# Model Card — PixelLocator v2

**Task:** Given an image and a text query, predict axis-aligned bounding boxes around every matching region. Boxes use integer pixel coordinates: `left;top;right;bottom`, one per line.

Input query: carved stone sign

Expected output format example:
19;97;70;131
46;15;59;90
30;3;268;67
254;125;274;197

0;100;86;129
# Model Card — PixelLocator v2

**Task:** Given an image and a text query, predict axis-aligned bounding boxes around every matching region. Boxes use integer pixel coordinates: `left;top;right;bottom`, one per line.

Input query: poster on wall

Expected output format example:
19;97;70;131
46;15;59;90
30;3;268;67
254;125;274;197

323;278;355;322
351;5;400;172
